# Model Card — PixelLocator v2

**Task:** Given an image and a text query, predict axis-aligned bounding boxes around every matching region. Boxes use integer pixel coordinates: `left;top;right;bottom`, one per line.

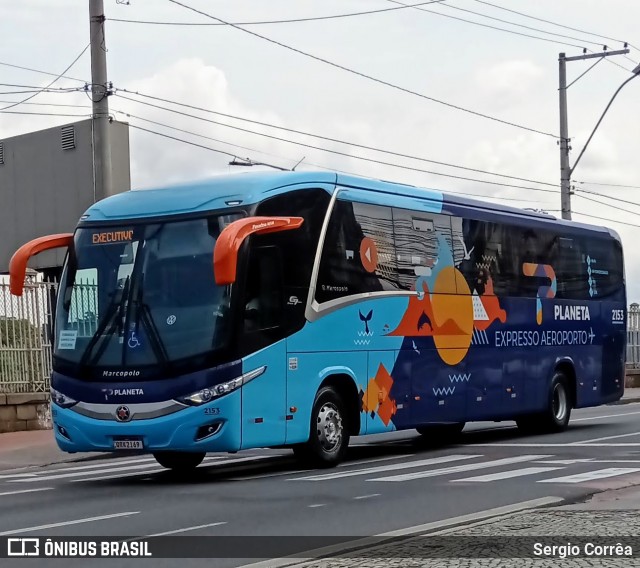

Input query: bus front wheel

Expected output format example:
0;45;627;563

293;386;350;468
153;451;206;471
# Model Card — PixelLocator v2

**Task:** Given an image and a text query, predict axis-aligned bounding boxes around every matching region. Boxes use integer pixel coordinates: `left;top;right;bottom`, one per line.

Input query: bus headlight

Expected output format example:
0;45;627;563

51;388;78;409
177;366;267;406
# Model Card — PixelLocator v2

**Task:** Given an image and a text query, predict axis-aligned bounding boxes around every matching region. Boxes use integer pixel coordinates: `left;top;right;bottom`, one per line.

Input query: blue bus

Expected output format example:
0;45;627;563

10;171;626;470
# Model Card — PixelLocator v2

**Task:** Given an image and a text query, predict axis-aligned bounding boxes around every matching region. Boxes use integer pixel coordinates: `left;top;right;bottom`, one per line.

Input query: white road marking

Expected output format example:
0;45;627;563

293;454;480;482
228;470;312;481
0;473;38;479
70;468;167;482
369;455;550;482
339;455;414;467
572;431;640;444
144;522;227;537
308;504;326;508
0;511;139;536
451;466;562;483
538;468;640;484
0;487;53;497
572;409;640;422
353;494;381;500
12;455;276;484
10;462;169;482
469;443;640;447
234;497;563;568
536;459;596;465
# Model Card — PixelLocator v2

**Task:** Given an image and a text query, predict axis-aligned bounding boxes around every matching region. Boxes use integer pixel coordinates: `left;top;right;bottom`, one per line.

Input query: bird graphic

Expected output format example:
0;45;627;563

412;340;420;355
359;309;373;335
458;236;475;261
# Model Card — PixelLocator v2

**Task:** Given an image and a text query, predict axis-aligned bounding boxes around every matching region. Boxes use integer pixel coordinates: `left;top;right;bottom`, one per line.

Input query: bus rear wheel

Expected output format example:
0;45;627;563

516;371;572;434
293;386;350;468
153;451;206;471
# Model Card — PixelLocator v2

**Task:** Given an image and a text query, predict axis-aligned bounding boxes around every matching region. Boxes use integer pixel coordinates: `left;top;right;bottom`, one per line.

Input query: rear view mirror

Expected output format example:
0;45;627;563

213;216;303;285
9;234;74;296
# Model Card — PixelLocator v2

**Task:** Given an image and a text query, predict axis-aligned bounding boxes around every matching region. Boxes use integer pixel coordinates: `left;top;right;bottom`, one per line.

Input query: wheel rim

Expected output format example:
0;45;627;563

553;383;567;422
317;402;343;452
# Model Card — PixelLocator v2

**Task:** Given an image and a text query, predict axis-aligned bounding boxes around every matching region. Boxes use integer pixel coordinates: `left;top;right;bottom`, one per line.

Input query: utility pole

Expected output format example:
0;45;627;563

558;49;629;220
89;0;113;199
558;54;571;220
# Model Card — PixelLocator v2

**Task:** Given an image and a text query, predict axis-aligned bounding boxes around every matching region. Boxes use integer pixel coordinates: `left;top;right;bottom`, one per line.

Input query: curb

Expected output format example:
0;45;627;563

608;396;640;406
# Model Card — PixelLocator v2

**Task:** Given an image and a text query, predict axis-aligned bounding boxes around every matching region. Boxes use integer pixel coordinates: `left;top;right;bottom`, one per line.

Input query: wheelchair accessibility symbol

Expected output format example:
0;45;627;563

128;331;141;349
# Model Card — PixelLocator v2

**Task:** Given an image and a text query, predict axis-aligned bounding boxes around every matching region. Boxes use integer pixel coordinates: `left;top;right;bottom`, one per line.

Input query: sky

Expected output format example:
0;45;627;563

1;0;640;299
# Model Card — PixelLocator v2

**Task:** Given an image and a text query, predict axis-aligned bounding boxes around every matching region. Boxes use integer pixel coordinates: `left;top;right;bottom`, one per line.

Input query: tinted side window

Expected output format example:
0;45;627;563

458;220;518;297
393;208;456;291
254;188;330;291
584;237;624;299
316;200;399;303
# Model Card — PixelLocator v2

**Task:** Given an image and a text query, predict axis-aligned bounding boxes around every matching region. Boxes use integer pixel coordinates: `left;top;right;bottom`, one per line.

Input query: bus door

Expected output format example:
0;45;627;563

239;244;287;449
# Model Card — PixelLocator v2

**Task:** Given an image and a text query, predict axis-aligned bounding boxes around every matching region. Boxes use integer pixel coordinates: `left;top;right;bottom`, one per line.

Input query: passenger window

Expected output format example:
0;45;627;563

393;208;455;292
583;238;624;299
316;200;399;303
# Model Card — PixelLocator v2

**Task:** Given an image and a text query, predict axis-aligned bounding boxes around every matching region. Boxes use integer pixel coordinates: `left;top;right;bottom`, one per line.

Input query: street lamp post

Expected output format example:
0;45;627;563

558;49;637;220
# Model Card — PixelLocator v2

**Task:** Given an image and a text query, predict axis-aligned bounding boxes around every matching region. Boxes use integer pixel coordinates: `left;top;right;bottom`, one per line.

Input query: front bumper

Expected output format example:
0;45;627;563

51;390;242;454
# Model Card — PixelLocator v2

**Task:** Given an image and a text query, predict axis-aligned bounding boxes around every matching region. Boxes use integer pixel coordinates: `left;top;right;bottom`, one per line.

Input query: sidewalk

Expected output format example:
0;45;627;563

0;430;104;472
1;389;639;472
279;486;640;568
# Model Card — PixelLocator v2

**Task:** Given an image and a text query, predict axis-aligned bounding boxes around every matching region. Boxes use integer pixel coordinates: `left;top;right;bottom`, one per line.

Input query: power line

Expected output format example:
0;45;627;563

165;0;558;139
469;0;639;69
387;0;586;51
110;1;447;26
574;192;640;218
471;0;637;50
572;208;639;229
116;89;559;188
575;188;640;211
0;44;90;112
389;0;635;73
574;180;640;190
0;110;91;118
127;119;553;206
0;100;92;109
112;108;304;166
436;1;605;48
0;61;86;83
0;87;84;96
115;91;559;194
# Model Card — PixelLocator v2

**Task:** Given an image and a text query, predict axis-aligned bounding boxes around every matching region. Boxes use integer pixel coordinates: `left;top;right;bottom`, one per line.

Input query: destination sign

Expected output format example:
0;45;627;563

91;229;134;244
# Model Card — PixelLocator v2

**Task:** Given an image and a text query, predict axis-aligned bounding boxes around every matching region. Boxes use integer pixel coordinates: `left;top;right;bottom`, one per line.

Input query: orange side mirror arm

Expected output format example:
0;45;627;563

9;234;74;296
213;216;304;285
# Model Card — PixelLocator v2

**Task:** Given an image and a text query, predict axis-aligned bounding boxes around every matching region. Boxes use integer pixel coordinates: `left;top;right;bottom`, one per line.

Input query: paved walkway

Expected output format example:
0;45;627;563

0;429;103;471
286;486;640;567
1;389;639;472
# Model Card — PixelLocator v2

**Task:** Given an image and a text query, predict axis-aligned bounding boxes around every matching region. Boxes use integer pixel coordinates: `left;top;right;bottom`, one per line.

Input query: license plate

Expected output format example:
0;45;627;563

113;439;143;450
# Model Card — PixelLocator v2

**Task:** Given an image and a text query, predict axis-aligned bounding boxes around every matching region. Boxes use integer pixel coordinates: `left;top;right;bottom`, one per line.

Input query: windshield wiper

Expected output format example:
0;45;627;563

78;276;130;369
131;272;170;366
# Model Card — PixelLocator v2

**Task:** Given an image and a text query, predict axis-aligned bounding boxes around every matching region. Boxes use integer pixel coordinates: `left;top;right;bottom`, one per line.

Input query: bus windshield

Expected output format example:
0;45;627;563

54;214;242;376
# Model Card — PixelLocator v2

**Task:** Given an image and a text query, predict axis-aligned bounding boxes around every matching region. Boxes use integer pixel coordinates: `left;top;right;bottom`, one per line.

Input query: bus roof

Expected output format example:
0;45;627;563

81;170;618;240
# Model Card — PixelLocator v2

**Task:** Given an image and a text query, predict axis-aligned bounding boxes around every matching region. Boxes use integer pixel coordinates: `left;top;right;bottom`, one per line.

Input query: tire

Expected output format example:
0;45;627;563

516;371;572;434
153;451;206;471
293;386;350;468
416;422;465;442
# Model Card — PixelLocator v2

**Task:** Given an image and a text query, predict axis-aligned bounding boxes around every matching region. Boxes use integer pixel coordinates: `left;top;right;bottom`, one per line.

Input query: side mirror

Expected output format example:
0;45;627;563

213;216;303;285
9;234;74;296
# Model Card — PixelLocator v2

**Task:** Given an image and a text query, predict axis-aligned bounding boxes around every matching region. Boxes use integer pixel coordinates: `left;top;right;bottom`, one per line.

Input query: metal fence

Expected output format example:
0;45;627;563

0;279;56;394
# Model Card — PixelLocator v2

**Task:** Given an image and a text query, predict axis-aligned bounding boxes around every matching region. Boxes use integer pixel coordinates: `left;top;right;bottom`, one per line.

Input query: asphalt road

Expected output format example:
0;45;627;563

2;402;640;567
